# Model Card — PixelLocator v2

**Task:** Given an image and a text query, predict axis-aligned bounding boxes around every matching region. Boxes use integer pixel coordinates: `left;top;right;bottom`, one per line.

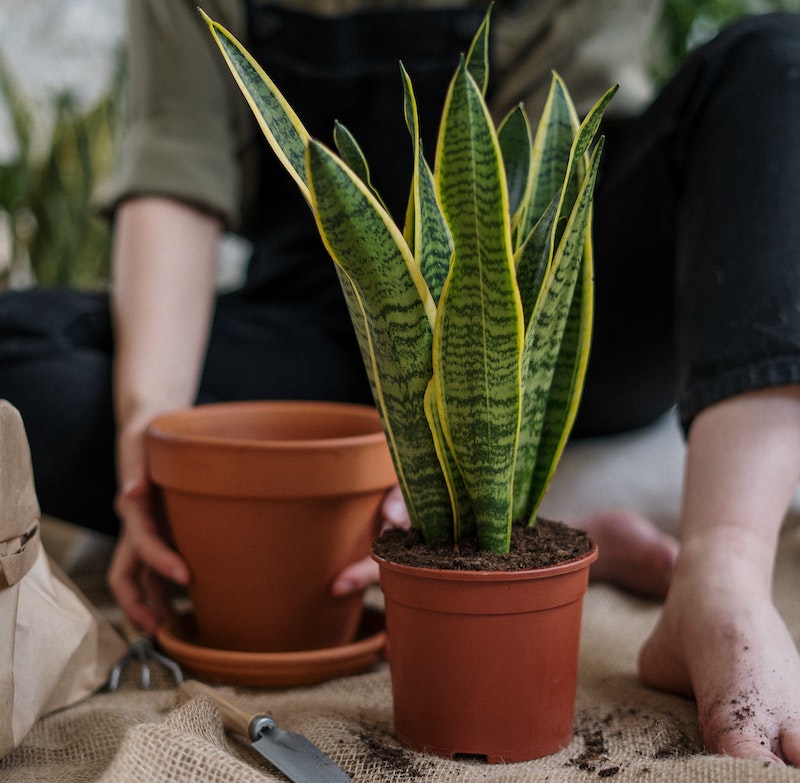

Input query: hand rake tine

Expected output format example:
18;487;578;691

107;617;184;691
149;645;185;685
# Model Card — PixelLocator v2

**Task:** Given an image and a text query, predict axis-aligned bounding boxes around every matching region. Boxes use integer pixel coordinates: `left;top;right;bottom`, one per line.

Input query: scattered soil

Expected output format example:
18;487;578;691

569;722;613;775
353;723;432;778
564;706;701;777
372;518;592;571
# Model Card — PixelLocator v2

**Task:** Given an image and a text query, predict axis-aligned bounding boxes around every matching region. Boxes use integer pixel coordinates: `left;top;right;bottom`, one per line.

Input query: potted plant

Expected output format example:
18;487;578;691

202;6;615;761
148;399;397;686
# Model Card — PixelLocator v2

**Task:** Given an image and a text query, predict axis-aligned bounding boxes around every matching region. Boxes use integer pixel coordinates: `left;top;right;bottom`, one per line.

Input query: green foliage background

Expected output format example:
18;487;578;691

0;51;122;289
0;1;796;289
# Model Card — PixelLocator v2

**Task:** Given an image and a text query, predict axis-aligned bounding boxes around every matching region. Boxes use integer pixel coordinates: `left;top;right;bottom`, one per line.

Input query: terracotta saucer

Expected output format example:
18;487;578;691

156;608;386;687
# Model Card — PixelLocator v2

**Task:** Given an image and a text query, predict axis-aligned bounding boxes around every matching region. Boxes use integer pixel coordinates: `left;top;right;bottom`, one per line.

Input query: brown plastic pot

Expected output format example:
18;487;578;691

374;543;598;763
147;400;397;653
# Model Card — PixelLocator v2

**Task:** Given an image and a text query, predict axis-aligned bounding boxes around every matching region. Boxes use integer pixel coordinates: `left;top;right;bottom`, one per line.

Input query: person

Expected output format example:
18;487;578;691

1;0;799;765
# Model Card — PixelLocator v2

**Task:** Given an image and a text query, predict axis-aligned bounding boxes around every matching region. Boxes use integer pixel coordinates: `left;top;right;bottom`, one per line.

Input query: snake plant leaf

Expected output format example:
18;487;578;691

512;80;616;523
557;84;617;222
515;192;559;326
400;64;452;304
332;122;369;183
523;242;592;520
498;105;533;235
551;82;619;252
517;84;617;345
201;10;311;202
522;73;578;240
423;380;476;541
333;121;390;212
566;84;618;180
513;140;603;522
306;139;453;544
519;81;617;317
433;60;523;554
465;5;491;97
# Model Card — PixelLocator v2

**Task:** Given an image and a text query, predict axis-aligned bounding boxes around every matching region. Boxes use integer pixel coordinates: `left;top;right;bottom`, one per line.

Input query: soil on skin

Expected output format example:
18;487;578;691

372;518;592;571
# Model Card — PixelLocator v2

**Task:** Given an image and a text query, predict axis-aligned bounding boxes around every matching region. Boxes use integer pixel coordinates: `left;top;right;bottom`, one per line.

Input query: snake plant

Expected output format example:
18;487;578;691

202;8;615;554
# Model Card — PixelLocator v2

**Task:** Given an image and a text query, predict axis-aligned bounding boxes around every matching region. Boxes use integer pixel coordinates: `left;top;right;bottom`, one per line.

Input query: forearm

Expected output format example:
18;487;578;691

111;197;220;436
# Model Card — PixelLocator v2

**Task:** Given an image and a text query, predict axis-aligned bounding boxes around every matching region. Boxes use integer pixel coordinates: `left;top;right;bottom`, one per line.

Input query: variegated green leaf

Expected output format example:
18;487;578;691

423;380;476;542
498;105;533;234
566;84;618;181
333;121;369;187
524;245;592;518
306;140;453;544
205;9;615;553
522;73;578;240
201;10;311;202
511;82;616;522
333;121;389;211
515;193;559;326
551;82;619;253
465;6;491;96
513;141;603;522
433;61;523;554
400;64;452;304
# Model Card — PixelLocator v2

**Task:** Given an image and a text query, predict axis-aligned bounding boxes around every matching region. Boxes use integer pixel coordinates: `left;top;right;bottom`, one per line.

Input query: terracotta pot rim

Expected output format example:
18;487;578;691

372;540;598;582
148;399;387;451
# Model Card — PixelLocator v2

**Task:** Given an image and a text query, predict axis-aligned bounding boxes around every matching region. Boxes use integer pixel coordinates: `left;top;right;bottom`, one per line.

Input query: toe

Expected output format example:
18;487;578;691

713;731;783;765
778;725;800;766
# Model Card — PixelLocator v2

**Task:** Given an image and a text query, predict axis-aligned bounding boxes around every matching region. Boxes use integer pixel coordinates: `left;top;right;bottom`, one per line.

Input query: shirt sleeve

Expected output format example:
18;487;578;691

99;0;247;228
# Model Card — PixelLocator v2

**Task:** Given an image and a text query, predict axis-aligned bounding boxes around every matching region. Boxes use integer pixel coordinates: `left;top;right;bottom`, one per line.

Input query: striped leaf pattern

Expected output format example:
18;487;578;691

204;8;615;554
498;105;533;232
202;11;310;201
306;141;453;544
333;121;389;211
522;75;577;241
424;380;476;541
400;64;452;305
465;7;491;96
433;61;523;553
514;143;603;522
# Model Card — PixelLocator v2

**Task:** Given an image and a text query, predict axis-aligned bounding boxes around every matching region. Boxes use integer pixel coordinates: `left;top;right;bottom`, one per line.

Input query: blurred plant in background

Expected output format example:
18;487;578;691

0;51;122;290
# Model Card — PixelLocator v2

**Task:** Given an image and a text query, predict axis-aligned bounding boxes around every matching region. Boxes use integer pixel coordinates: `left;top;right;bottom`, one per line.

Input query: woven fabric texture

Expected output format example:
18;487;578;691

3;518;800;782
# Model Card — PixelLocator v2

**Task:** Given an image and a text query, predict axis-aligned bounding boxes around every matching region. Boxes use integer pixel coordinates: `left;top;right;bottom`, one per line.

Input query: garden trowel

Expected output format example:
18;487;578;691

180;680;353;782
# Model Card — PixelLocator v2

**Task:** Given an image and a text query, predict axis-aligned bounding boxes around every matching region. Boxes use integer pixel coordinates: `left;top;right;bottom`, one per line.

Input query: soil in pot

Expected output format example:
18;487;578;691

373;517;593;570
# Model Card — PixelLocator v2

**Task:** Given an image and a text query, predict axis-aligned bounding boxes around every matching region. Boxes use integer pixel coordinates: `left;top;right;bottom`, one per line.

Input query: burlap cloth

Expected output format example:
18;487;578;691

3;512;800;782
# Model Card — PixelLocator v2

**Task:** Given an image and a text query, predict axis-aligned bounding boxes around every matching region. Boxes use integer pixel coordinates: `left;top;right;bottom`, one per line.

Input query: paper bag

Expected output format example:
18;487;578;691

0;400;126;758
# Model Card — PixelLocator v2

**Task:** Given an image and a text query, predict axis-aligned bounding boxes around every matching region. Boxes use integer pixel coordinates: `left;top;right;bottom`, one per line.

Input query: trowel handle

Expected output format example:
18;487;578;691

180;679;256;738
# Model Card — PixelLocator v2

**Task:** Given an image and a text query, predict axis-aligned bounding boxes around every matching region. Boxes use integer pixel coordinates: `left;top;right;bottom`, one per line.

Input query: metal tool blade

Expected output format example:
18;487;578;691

248;714;353;783
180;680;353;783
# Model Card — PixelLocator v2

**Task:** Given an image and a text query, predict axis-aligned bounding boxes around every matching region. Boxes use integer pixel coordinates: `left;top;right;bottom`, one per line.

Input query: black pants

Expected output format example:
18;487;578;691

577;11;800;437
2;13;800;533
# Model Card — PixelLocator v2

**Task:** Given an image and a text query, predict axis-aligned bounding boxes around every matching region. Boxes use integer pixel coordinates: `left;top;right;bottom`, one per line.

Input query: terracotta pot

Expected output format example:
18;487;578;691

374;543;598;763
147;400;397;653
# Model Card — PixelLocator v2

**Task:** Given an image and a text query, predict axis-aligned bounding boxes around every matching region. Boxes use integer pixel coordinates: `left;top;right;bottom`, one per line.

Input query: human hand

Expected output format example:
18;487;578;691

107;424;190;634
331;484;410;597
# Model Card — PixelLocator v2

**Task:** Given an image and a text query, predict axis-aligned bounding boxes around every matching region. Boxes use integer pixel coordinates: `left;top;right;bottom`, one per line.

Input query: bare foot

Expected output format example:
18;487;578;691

573;508;678;599
639;544;800;764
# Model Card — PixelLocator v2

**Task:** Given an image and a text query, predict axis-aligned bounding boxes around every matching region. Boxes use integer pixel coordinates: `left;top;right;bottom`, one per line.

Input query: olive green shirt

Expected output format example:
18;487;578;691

103;0;664;229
